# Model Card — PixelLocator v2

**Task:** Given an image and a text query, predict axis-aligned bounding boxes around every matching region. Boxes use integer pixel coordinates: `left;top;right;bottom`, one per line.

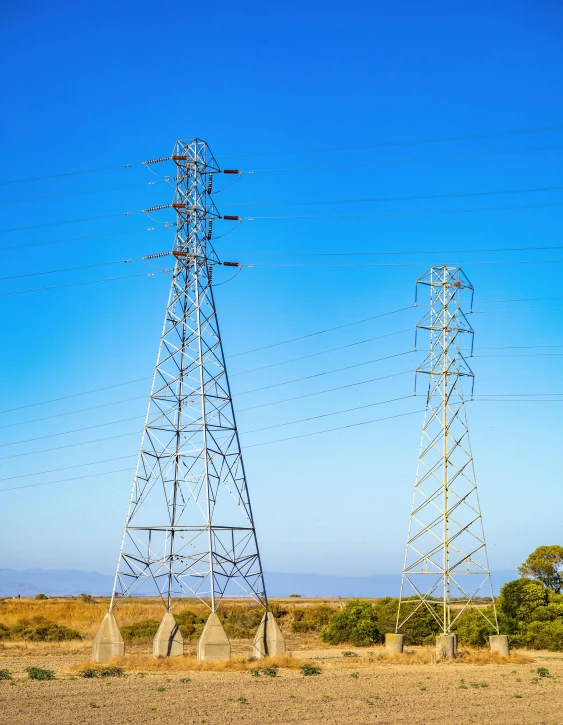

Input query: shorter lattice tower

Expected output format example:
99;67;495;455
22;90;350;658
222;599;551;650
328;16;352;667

387;266;508;659
92;138;285;663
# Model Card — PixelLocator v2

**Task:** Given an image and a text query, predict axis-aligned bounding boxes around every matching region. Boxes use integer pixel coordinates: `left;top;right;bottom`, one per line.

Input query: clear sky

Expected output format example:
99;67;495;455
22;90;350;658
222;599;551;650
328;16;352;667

0;0;562;581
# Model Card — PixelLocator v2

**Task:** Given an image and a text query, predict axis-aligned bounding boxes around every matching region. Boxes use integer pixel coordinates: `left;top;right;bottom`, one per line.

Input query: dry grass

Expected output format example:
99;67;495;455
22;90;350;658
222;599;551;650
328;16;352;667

367;647;532;666
71;653;306;674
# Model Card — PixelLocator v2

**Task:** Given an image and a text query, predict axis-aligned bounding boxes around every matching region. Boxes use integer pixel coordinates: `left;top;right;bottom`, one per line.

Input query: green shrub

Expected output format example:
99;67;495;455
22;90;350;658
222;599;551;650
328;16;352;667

26;667;55;681
35;593;48;600
218;607;263;639
289;594;302;598
262;666;278;677
523;621;563;651
9;617;81;642
300;664;322;676
320;599;382;647
268;602;288;618
175;610;207;640
453;607;498;647
120;619;160;641
78;666;125;678
80;594;94;603
0;624;10;640
291;605;335;633
373;597;439;645
0;669;12;680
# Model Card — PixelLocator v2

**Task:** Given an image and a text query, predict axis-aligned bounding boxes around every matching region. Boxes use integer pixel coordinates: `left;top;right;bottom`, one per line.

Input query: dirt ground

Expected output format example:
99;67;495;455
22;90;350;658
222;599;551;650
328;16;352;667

1;644;562;725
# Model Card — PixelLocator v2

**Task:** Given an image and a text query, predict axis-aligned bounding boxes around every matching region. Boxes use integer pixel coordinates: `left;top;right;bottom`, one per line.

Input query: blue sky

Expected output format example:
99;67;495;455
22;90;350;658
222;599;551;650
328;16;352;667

0;0;562;581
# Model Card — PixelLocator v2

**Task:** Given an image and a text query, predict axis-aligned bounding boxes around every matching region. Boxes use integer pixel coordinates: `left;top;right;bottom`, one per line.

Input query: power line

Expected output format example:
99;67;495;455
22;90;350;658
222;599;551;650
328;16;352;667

0;377;150;415
226;184;563;208
0;468;133;493
229;305;415;357
0;273;156;297
243;201;563;220
216;125;563;158
237;371;415;413
230;329;410;377
224;243;563;258
0;258;147;283
244;409;425;448
242;394;413;434
0;431;141;462
244;258;563;268
0;415;144;449
2;124;561;187
0;455;136;483
235;350;415;396
0;226;165;254
0;395;146;430
240;144;563;174
0;180;169;206
0;211;144;235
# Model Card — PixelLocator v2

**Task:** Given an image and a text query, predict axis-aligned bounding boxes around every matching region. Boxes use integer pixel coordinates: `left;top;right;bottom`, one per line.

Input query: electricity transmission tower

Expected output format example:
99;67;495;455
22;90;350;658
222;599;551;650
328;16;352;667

109;139;268;614
396;266;499;638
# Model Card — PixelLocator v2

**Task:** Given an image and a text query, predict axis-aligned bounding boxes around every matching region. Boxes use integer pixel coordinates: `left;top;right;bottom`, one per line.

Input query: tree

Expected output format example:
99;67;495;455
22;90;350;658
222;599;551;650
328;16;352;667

518;545;563;593
373;597;440;645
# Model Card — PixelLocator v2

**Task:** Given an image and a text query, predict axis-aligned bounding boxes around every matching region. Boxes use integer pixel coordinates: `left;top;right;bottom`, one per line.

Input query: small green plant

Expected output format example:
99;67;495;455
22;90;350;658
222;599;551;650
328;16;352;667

25;667;55;681
300;664;322;676
88;702;99;709
237;696;248;704
351;671;359;679
0;669;12;680
156;686;165;692
513;694;523;699
289;694;296;699
78;666;124;679
262;666;278;678
342;651;358;657
537;667;550;678
250;668;260;678
35;593;48;600
321;695;330;700
179;677;191;684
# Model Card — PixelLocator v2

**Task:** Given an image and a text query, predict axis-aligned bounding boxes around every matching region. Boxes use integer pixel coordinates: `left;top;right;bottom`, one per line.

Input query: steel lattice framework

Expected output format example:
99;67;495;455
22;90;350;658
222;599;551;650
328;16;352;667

109;139;268;614
396;266;498;635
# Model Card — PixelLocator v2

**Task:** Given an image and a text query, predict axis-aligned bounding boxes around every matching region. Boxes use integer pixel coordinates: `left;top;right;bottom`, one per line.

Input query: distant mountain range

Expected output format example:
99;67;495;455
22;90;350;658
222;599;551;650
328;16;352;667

0;568;519;598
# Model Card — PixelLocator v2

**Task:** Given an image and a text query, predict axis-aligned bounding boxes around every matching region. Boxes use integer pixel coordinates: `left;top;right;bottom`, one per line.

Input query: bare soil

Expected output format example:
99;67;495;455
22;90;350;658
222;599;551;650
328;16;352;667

1;644;562;724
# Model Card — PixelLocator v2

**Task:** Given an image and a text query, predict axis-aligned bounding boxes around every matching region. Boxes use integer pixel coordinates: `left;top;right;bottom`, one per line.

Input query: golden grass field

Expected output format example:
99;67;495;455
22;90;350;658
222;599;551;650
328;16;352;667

1;597;562;724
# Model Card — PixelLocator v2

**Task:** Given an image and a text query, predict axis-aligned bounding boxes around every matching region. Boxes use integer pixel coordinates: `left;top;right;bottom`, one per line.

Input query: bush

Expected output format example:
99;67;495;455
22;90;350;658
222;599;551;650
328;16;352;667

320;600;382;647
0;669;12;680
292;605;335;633
120;619;160;641
0;624;10;640
35;593;48;600
523;621;563;651
175;610;207;640
218;607;263;639
78;666;124;678
373;597;439;645
26;667;55;681
80;594;94;603
9;617;81;642
300;664;322;676
289;594;302;598
453;607;498;647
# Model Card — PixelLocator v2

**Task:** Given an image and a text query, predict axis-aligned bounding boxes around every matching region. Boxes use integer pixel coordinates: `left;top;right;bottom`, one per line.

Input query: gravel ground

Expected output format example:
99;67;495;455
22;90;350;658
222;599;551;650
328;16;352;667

1;649;562;724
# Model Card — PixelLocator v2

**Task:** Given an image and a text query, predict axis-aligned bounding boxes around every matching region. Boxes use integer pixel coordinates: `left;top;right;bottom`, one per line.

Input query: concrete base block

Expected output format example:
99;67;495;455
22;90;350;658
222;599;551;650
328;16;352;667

197;612;231;662
490;634;510;657
153;611;183;658
92;612;124;664
385;633;404;654
436;634;456;661
253;611;287;658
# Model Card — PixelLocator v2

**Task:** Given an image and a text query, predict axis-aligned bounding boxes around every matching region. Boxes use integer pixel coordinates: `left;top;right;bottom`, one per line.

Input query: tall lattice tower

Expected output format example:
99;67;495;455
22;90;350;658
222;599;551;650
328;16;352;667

394;266;500;655
93;138;285;663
